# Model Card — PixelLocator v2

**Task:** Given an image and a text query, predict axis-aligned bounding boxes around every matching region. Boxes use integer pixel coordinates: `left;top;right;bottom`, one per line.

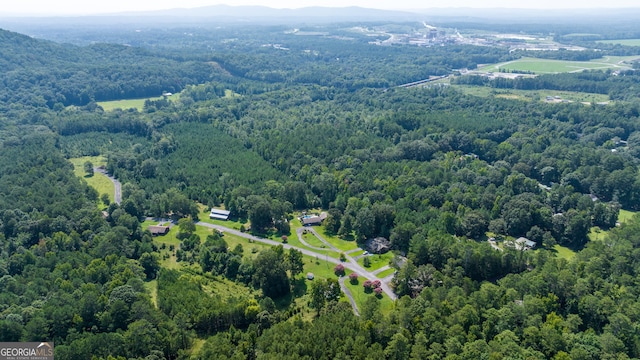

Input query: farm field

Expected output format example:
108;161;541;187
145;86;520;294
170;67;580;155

97;94;180;111
479;56;640;74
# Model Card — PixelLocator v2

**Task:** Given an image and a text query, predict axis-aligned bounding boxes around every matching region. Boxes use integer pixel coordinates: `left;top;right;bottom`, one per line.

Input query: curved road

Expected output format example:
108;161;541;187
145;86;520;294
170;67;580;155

95;167;122;204
339;277;360;316
296;227;333;252
197;221;397;303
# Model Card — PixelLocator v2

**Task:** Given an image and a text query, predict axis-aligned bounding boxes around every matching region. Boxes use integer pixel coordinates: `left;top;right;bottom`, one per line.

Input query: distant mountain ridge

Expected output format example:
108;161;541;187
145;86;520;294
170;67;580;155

112;5;420;21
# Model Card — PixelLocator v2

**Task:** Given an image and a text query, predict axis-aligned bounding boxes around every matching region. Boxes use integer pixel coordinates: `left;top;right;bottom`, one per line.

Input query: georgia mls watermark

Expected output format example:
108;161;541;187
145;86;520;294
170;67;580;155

0;342;53;360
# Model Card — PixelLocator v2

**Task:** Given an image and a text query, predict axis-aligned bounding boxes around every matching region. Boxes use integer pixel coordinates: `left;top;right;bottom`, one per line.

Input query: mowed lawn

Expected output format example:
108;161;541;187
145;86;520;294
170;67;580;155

69;156;114;206
343;279;395;315
479;56;639;74
553;245;576;260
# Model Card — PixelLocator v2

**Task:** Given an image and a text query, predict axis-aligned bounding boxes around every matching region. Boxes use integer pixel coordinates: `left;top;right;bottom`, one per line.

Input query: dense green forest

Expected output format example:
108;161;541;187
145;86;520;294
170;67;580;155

2;12;640;359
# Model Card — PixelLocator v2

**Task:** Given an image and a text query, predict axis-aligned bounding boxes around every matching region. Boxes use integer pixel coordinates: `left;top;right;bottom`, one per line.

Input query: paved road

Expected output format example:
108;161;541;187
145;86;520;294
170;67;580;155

95;167;122;204
304;226;396;300
196;221;397;302
303;227;339;251
339;277;360;316
296;227;332;252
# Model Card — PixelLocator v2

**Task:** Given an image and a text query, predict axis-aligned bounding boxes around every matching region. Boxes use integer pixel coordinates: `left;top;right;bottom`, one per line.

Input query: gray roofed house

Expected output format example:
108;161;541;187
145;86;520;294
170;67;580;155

365;237;391;254
210;208;231;220
301;212;327;226
148;225;170;236
515;237;536;250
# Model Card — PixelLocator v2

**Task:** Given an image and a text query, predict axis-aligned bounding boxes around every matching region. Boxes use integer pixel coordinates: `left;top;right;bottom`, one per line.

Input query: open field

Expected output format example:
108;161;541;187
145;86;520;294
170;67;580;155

589;227;608;242
144;280;158;308
452;85;611;104
479;56;640;74
618;209;637;224
587;210;637;244
68;156;113;206
317;227;359;252
553;245;576;260
97;94;180;111
597;39;640;46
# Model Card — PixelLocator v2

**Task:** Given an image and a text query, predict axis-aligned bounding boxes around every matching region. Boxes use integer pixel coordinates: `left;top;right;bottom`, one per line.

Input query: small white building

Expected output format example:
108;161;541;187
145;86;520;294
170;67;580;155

210;208;231;220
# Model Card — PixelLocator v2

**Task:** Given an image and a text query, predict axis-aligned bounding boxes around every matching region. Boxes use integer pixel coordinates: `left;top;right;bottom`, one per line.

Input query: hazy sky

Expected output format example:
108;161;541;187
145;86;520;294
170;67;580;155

2;0;639;15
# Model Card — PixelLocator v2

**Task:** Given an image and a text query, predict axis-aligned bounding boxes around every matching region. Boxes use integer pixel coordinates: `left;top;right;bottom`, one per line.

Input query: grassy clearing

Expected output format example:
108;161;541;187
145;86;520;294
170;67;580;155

301;230;329;248
358;252;394;272
201;276;254;300
69;156;113;207
618;209;637;224
97;97;161;111
224;89;241;98
452;84;611;104
349;249;365;257
585;210;636;244
144;280;158;308
316;227;359;252
97;94;181;111
376;268;396;279
343;279;394;315
479;56;638;74
588;227;608;242
552;245;576;260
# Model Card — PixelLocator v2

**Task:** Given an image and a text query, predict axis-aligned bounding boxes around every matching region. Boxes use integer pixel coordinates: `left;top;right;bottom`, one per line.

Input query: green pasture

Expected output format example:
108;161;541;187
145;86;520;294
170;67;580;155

479;56;639;74
68;156;113;206
97;94;180;111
